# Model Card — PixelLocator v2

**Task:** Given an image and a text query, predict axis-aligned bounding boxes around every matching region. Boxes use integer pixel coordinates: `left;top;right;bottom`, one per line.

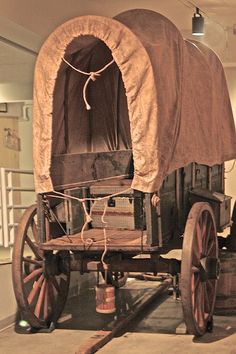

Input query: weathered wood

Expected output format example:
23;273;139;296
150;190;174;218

39;228;160;252
189;188;231;232
51;149;133;190
195;163;208;189
69;255;173;273
145;193;159;246
65;186;89;234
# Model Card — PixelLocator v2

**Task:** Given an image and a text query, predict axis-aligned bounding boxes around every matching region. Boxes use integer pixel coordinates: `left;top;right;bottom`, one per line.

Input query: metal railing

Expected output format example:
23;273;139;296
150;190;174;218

0;168;35;249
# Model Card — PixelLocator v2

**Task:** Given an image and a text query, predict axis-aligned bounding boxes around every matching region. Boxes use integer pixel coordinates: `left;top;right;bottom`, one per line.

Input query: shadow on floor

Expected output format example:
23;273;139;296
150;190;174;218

57;278;236;345
13;277;236;346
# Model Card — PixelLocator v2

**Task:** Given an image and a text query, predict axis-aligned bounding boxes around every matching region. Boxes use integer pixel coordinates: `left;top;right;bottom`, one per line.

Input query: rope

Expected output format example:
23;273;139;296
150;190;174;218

62;57;115;110
80;200;97;246
47;187;132;250
100;202;109;271
151;193;160;207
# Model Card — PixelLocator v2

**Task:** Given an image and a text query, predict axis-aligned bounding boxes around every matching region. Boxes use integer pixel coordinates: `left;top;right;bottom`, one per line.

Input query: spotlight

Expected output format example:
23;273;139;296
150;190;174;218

192;7;204;36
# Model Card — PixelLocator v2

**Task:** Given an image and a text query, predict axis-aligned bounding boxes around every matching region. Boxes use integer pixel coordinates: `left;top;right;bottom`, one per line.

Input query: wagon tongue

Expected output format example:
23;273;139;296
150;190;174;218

199;256;220;281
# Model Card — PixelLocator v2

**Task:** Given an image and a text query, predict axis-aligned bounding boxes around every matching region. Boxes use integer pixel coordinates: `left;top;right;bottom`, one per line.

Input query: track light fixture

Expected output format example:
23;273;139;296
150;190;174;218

192;7;204;36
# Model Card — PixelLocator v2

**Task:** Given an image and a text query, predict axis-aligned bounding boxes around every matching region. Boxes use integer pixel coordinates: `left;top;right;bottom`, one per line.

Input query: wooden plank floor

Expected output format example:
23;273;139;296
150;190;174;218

40;229;157;252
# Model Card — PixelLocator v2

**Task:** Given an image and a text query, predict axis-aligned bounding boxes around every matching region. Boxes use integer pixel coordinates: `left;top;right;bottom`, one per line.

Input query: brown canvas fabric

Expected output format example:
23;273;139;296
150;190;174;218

33;9;236;193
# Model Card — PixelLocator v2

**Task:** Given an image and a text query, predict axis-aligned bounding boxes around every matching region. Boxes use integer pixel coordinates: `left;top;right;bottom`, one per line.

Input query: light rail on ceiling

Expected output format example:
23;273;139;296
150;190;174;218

0;35;38;56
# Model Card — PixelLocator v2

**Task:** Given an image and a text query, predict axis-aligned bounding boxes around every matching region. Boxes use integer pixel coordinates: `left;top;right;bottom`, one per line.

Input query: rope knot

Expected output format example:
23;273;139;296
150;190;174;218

62;57;114;111
86;215;93;223
90;72;100;81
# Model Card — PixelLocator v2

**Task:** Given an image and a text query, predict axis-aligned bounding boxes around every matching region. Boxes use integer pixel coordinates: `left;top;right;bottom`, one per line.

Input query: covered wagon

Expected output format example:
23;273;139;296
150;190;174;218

12;9;236;336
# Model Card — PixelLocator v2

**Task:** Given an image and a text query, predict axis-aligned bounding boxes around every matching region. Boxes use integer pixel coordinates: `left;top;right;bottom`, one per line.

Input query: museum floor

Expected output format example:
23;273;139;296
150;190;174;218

0;277;236;354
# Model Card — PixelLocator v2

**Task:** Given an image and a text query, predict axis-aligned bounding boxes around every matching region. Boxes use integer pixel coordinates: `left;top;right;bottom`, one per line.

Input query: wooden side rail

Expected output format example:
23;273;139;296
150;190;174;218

51;149;133;190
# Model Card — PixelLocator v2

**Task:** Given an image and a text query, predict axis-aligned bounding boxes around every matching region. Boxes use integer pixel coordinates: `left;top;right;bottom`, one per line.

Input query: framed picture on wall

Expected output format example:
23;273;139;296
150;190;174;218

0;103;7;113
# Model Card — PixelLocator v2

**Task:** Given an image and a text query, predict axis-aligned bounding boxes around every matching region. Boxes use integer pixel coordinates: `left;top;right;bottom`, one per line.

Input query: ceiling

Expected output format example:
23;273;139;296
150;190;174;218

1;0;236;102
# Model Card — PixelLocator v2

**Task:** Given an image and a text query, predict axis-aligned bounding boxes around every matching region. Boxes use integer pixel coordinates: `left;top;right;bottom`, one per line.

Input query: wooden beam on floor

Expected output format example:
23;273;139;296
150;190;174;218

75;278;172;354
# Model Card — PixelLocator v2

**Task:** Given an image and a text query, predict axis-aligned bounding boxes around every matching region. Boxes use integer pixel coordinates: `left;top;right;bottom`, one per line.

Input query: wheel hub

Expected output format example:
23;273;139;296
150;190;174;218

199;256;220;281
43;251;70;278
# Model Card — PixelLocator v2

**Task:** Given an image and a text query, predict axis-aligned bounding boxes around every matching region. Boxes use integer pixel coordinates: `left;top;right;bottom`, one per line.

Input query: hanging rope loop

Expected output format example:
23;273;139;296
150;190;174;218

62;57;114;111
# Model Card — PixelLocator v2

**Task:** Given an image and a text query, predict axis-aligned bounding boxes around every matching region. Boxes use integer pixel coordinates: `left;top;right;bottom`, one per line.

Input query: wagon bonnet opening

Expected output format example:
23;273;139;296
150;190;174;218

33;9;236;195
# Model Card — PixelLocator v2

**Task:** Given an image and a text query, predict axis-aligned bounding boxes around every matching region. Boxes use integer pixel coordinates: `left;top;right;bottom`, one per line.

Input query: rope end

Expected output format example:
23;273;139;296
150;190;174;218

86;103;91;110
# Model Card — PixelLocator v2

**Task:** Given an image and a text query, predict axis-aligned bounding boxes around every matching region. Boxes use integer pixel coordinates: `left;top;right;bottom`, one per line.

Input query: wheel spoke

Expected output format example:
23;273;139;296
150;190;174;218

203;218;213;255
194;282;205;328
206;239;215;257
43;281;49;321
34;279;47;318
192;247;200;266
196;222;203;255
201;213;207;240
191;273;200;309
25;235;42;260
27;274;44;305
200;284;206;326
22;257;42;266
203;282;211;313
23;267;43;284
193;279;201;312
192;274;201;293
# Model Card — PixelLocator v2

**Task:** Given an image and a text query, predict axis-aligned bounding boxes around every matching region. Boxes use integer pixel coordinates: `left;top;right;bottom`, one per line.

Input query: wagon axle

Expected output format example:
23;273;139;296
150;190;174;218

43;252;68;278
69;253;181;275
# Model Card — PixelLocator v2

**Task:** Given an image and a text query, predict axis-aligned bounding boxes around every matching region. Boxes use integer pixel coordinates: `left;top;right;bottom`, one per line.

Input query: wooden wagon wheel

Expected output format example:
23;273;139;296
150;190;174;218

12;204;70;329
102;271;129;288
181;202;219;336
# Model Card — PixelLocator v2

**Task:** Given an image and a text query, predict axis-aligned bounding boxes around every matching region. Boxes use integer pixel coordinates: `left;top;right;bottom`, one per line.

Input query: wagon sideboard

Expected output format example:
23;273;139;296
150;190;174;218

37;148;228;253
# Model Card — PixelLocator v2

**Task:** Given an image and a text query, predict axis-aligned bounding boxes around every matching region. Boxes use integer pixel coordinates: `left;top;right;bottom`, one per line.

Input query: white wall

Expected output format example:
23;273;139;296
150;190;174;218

224;67;236;206
0;263;16;328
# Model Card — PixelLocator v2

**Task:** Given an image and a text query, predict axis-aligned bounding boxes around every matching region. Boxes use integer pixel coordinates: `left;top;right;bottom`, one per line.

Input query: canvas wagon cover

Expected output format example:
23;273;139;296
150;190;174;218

33;9;236;193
